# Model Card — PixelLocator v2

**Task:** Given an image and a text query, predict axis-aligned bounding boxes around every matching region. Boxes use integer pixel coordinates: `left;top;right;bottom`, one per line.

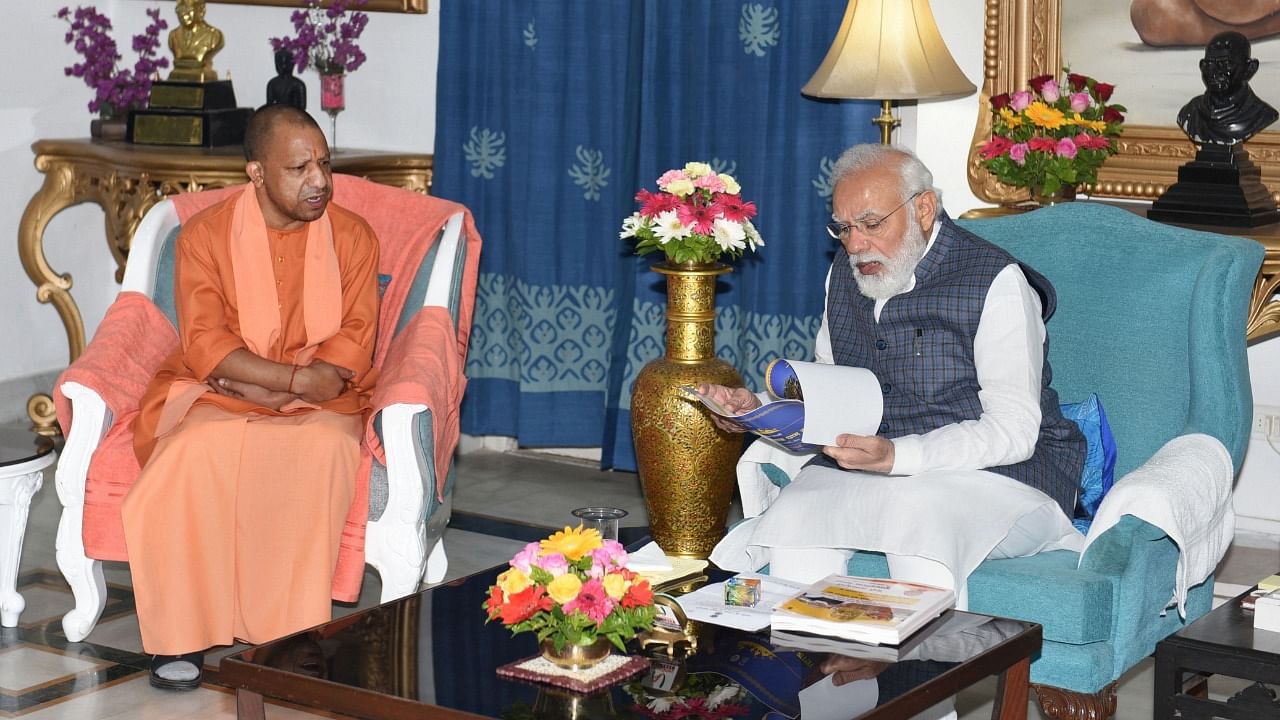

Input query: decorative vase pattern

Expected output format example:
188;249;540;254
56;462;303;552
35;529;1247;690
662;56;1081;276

539;636;612;670
631;262;743;559
320;73;345;114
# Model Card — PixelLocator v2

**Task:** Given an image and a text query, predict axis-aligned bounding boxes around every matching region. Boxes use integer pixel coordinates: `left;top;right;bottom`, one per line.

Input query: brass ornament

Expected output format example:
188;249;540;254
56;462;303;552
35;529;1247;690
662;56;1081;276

631;263;742;559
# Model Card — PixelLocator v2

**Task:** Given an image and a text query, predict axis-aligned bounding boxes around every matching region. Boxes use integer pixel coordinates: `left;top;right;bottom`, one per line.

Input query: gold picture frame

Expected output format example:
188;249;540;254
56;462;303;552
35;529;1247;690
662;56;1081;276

966;0;1280;205
207;0;426;13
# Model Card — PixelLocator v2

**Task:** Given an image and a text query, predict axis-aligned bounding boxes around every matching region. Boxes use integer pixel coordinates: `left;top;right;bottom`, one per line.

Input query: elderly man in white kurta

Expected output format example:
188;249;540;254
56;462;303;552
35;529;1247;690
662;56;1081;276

704;145;1087;609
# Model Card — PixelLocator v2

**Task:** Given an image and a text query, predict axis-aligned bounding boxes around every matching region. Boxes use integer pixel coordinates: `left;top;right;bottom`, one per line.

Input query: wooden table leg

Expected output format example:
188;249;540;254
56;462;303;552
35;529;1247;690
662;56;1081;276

236;688;267;720
993;657;1030;720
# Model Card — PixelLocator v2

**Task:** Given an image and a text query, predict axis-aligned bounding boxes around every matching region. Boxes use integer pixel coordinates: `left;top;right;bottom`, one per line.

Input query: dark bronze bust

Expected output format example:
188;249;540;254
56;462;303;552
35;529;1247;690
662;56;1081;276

266;49;307;111
1177;31;1278;146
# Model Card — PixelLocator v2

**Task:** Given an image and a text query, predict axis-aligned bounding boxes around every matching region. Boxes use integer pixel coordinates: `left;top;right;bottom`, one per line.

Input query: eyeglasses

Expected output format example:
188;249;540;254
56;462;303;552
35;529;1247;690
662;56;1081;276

826;192;922;240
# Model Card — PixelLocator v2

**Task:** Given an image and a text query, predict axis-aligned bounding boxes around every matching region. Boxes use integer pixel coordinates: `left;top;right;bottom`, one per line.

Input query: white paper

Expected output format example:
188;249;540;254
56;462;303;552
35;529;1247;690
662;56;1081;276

798;675;878;720
627;541;674;572
674;573;808;632
786;361;882;447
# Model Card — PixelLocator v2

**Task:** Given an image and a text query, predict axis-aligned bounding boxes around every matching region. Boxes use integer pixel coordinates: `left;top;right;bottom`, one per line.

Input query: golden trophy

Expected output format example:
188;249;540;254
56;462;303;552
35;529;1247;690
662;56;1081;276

128;0;251;147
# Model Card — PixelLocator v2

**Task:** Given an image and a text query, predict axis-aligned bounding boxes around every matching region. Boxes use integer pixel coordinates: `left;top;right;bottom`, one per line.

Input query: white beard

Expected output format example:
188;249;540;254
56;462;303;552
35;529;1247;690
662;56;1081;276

848;221;928;300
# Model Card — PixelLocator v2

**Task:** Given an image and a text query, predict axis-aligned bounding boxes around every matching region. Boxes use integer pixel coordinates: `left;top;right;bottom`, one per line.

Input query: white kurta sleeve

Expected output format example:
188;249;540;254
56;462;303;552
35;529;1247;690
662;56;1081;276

889;264;1045;476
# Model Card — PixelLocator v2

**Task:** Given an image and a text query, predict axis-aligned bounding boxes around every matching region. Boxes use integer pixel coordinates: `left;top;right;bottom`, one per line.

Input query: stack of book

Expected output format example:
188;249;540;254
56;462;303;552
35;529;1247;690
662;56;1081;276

770;574;956;646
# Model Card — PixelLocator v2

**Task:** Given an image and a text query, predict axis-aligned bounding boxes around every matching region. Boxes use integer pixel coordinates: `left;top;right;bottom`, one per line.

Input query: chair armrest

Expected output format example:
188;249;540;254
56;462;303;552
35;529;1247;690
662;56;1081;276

53;382;111;510
376;402;431;529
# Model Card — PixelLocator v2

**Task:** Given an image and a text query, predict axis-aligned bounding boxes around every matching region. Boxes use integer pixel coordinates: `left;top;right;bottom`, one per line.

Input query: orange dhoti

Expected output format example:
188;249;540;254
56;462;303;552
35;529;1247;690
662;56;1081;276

122;404;360;655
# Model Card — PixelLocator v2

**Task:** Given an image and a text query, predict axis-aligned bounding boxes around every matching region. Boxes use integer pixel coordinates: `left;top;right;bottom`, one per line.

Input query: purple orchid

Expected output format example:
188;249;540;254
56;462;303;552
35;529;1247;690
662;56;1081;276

58;5;169;116
269;0;369;76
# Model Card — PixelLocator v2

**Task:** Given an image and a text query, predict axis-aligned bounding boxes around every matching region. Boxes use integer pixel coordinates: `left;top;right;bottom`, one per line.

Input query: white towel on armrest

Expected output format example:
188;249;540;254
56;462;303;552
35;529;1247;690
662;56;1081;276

1079;433;1235;618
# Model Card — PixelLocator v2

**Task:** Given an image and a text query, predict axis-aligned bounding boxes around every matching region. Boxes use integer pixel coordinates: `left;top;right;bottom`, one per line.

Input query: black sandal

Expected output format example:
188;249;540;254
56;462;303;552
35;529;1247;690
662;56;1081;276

149;652;205;691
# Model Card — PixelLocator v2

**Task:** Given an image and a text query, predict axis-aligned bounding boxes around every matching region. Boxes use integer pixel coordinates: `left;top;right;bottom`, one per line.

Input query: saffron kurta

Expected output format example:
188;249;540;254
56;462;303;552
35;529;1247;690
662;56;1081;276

124;193;379;654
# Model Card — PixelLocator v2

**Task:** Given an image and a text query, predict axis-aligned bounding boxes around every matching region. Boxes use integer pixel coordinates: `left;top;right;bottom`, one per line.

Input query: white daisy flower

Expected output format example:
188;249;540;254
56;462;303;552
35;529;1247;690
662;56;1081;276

744;221;765;251
712;217;747;252
653;210;692;245
619;212;644;239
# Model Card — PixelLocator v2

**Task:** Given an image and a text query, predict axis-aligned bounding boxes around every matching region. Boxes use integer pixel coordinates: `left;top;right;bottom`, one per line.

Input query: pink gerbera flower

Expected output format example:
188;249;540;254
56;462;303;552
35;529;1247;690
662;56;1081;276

636;189;681;218
677;201;718;234
713;194;757;223
562;578;614;624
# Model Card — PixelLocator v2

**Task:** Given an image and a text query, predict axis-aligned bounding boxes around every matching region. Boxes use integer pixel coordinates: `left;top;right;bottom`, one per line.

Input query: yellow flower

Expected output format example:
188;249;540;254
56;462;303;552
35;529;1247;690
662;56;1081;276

719;173;741;194
683;161;713;178
1025;102;1066;130
1071;113;1107;132
603;572;627;600
998;107;1022;128
665;178;695;197
541;524;602;561
547;573;583;604
497;568;531;597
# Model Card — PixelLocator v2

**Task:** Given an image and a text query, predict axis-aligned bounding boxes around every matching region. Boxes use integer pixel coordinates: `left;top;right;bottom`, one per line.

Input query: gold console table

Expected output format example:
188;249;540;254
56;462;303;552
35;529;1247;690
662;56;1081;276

19;138;433;435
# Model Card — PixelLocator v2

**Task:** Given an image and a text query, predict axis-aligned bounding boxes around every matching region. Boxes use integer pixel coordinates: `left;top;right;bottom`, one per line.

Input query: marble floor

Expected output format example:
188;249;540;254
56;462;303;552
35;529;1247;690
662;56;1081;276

5;447;1278;719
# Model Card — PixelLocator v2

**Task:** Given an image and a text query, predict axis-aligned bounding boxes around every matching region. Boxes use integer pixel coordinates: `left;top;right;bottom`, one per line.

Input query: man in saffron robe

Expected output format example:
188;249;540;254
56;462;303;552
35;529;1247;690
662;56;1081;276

124;104;379;690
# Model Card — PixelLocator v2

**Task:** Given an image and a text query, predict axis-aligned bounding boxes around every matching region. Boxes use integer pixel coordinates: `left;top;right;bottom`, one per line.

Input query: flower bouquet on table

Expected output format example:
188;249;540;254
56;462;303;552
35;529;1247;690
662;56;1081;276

56;5;170;118
483;525;657;657
978;69;1126;199
621;162;764;265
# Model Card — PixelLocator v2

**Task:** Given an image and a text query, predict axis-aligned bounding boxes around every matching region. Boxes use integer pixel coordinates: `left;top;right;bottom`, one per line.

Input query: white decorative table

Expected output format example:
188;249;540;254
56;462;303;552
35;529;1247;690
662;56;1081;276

0;428;56;626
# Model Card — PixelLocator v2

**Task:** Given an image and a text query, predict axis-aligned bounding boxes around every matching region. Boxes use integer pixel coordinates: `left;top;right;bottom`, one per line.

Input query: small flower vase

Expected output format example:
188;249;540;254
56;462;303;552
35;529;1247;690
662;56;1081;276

319;72;345;150
1030;183;1077;207
539;637;613;670
89;104;128;141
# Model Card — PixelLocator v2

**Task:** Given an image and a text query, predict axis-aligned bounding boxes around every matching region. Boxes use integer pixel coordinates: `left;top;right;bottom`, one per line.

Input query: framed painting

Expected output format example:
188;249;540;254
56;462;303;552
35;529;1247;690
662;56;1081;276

967;0;1280;204
207;0;426;12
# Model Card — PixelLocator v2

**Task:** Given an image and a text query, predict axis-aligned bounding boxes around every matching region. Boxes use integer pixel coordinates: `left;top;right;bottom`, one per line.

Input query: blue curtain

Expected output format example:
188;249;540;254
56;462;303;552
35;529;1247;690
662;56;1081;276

434;1;878;468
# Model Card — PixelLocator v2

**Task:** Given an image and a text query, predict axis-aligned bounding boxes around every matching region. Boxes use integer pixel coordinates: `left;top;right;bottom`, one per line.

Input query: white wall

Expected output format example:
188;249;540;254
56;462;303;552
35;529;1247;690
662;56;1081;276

0;0;439;415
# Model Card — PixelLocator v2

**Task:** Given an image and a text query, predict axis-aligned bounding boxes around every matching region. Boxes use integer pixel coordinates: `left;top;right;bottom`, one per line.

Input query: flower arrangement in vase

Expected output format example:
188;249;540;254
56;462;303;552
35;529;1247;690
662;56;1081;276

56;5;169;123
483;525;657;667
621;162;764;266
978;69;1126;203
270;0;369;145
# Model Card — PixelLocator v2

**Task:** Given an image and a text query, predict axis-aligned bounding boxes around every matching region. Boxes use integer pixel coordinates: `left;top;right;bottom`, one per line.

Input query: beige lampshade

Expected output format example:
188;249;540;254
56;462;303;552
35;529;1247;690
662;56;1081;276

802;0;975;101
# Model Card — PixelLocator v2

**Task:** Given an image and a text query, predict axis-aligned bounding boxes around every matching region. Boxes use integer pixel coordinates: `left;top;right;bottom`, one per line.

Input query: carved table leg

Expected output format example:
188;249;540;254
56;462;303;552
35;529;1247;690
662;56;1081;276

1033;682;1118;720
18;160;87;436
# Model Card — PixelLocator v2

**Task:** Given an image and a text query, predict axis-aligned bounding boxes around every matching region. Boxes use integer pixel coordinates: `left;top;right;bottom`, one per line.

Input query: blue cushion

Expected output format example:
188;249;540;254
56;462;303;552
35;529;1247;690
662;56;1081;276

1059;394;1118;533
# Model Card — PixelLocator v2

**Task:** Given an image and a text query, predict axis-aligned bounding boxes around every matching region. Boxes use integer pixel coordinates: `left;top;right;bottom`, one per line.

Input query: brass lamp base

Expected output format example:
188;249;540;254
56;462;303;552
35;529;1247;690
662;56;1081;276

873;99;899;145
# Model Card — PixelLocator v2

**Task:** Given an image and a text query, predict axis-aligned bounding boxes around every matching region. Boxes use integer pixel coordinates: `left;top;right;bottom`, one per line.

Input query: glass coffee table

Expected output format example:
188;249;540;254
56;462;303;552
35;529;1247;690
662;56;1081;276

221;565;1040;719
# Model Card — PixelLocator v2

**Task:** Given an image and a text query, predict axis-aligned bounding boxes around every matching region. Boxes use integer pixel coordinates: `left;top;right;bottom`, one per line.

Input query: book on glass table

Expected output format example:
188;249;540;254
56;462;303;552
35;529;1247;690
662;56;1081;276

771;574;955;646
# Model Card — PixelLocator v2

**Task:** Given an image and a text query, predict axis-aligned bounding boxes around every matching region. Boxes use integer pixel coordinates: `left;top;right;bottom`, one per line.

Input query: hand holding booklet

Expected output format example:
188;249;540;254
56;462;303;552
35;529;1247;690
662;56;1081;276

682;359;882;453
770;574;956;646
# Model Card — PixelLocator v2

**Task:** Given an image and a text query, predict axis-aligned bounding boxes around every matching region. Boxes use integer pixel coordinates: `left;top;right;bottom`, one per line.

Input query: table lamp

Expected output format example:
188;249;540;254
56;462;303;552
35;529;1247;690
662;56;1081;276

802;0;976;144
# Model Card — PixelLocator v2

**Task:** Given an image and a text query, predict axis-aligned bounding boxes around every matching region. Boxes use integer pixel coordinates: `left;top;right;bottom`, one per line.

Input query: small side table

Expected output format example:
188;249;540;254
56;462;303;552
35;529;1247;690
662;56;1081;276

1154;585;1280;718
0;429;56;627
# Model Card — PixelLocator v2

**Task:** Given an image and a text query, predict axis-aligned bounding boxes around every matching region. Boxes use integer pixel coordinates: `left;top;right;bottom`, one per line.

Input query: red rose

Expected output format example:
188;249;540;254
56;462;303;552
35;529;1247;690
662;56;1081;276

990;92;1011;110
1028;136;1058;153
1094;83;1114;101
1028;74;1053;93
499;584;552;625
1102;107;1124;124
622;579;654;609
1067;73;1088;92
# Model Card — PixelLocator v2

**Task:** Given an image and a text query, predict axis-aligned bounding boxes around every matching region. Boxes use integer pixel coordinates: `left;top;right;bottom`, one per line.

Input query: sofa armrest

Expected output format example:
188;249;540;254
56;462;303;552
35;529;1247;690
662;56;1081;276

53;382;112;511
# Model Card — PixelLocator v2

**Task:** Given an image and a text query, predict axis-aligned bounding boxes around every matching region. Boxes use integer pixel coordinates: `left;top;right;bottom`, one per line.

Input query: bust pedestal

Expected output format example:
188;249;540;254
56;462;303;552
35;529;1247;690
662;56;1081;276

1148;144;1280;227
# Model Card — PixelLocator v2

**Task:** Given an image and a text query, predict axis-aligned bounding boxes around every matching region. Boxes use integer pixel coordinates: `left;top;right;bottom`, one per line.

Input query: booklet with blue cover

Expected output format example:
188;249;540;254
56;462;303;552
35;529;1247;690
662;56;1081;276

682;359;882;453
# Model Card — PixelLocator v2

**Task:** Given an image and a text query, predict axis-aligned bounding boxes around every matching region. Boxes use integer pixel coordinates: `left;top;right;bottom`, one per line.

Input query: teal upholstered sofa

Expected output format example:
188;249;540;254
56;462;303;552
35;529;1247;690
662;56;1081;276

755;202;1263;718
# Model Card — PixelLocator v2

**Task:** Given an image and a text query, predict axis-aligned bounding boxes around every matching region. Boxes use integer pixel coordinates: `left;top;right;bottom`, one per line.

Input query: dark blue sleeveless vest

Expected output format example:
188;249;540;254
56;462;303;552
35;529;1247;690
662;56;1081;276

820;213;1083;516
